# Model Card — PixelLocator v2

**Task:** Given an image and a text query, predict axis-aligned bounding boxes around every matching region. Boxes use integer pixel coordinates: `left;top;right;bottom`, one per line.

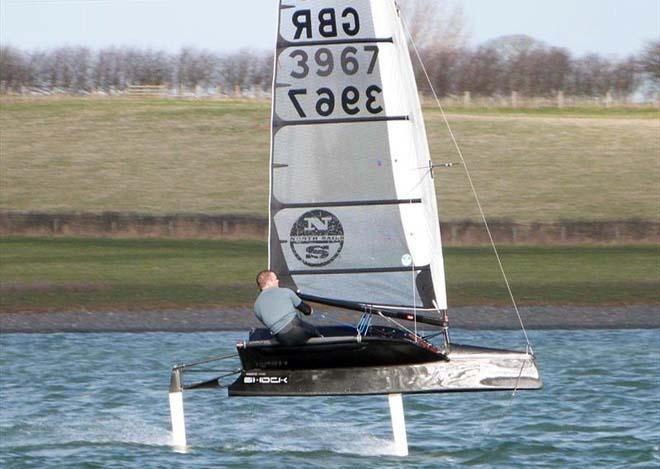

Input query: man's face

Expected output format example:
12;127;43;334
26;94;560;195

271;273;279;287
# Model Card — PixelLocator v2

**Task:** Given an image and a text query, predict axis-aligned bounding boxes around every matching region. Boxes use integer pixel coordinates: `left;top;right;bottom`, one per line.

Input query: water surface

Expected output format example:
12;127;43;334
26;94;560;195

1;329;658;467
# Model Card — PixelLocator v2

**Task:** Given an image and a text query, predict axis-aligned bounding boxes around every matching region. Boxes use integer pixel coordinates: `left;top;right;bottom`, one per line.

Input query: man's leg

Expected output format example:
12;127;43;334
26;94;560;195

299;319;322;338
276;317;320;345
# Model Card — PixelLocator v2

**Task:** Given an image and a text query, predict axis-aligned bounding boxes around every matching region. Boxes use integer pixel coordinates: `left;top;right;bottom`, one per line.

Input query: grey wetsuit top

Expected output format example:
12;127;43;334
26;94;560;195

254;287;302;335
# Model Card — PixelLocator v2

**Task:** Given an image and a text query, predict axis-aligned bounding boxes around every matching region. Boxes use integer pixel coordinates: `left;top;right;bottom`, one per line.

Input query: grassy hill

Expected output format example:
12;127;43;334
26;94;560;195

1;98;657;311
1;97;658;222
1;238;657;311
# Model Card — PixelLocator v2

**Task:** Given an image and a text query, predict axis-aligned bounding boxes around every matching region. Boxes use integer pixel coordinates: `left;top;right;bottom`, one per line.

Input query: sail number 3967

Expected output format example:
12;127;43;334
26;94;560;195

287;46;382;117
288;86;382;117
289;46;379;78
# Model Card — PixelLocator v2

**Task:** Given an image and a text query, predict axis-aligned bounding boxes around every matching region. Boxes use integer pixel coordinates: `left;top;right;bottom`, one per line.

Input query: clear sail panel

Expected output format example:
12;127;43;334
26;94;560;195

272;123;396;204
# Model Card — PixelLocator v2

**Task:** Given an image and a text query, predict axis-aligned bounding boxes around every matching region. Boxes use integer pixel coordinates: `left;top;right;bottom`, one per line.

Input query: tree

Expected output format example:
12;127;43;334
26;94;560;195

457;46;502;96
610;56;640;98
174;47;218;93
0;45;29;93
94;47;125;91
397;0;468;96
569;53;612;96
398;0;468;51
639;40;660;88
219;49;271;92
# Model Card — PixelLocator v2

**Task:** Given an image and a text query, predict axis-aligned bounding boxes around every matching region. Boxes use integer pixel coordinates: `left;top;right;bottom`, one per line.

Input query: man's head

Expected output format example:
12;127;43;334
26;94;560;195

256;270;279;291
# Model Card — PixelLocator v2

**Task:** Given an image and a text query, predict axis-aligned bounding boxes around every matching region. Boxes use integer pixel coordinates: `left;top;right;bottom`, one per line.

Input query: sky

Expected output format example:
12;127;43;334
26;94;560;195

1;0;658;57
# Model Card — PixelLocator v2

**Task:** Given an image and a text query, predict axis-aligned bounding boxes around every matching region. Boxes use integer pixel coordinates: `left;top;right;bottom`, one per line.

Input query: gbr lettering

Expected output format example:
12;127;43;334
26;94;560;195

292;7;360;39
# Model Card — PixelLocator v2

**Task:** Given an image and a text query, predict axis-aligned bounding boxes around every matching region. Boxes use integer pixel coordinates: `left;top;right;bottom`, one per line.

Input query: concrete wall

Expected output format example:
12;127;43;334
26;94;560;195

0;211;658;245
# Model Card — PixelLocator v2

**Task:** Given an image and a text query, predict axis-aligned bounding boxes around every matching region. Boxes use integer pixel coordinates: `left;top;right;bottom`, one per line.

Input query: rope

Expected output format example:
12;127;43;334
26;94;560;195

357;312;373;336
184;368;242;374
176;352;239;369
399;11;532;352
480;357;530;438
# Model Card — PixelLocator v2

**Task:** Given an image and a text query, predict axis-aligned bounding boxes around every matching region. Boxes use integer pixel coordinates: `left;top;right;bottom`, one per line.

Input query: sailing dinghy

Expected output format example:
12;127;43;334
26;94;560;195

169;0;541;454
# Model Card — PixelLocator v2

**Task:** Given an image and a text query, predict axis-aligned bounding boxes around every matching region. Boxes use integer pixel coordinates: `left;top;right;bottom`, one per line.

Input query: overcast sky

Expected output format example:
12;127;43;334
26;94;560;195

1;0;658;56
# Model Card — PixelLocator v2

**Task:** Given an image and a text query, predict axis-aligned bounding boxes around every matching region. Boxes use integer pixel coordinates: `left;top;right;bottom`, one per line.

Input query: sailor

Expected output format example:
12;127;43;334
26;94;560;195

254;270;321;345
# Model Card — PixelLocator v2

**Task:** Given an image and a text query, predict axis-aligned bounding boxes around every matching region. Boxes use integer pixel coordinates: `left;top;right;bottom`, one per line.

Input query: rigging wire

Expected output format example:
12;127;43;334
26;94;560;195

397;3;536;441
376;311;419;338
412;261;418;340
175;352;239;369
474;357;530;440
398;11;533;353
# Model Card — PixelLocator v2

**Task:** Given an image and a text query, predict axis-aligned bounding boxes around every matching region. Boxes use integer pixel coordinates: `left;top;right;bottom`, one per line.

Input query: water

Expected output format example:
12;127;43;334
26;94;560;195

1;329;658;468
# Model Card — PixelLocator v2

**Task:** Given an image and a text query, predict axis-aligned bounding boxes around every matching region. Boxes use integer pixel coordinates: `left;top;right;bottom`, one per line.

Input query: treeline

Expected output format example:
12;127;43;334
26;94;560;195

415;36;659;99
1;37;658;98
0;46;272;95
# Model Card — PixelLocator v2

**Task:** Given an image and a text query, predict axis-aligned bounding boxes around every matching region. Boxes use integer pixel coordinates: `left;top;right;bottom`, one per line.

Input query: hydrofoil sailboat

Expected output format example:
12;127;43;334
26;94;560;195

169;0;541;455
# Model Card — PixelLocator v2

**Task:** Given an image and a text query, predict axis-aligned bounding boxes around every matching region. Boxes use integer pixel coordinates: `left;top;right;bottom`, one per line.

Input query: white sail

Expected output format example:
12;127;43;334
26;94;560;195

269;0;447;310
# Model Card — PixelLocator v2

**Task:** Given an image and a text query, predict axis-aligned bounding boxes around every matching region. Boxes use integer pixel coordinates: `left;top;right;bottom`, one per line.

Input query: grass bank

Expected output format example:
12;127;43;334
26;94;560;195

1;98;658;222
1;237;657;312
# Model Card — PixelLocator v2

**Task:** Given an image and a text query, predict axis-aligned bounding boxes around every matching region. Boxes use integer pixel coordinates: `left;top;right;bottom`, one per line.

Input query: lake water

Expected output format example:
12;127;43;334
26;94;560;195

1;329;658;468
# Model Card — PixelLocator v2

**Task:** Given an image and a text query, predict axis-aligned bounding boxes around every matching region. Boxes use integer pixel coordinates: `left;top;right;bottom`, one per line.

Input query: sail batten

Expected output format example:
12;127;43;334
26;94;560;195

276;199;422;209
270;0;447;310
273;115;409;128
290;264;429;275
277;37;394;48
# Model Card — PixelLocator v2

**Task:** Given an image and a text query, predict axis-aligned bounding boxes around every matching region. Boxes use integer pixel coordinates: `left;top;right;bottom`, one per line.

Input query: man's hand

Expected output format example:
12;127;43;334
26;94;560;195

296;301;313;315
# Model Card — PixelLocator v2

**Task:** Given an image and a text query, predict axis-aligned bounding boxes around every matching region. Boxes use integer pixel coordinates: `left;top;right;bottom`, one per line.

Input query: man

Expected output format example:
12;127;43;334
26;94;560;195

254;270;321;346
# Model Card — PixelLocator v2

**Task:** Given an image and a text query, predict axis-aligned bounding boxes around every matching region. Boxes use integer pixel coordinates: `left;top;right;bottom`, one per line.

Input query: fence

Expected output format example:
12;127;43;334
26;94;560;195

3;84;657;107
423;90;655;109
126;85;168;97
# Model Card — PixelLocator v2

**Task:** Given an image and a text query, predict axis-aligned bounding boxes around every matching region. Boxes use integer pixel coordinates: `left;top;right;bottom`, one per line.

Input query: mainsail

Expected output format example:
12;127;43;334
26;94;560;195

269;0;447;310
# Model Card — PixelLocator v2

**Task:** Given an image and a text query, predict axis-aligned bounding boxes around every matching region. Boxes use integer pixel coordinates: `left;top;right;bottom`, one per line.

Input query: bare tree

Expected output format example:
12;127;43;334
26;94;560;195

0;37;650;100
457;46;502;96
484;35;543;95
34;46;94;93
219;49;271;92
569;53;613;96
396;0;468;96
94;47;126;91
0;45;30;93
639;39;660;87
610;56;641;98
124;48;171;86
540;47;572;95
398;0;468;51
174;47;218;93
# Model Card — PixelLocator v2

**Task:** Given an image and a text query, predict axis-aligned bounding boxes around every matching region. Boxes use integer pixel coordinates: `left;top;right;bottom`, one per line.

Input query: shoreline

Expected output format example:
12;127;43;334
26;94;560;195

1;305;658;333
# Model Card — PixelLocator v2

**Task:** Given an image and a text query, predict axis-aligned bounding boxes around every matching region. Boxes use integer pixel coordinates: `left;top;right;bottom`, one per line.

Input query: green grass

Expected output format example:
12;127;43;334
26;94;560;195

434;106;659;119
1;97;658;222
1;237;657;312
0;237;266;311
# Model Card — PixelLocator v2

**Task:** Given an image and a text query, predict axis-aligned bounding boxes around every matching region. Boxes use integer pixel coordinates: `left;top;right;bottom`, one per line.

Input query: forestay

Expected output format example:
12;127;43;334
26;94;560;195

269;0;447;310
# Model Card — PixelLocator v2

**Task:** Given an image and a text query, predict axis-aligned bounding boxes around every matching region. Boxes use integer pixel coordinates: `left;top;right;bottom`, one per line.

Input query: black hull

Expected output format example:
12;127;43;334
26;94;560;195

236;325;444;370
227;326;542;396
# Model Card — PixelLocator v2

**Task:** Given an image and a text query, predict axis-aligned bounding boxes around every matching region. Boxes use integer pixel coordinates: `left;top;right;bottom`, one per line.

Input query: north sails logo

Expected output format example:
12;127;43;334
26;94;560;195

290;210;344;267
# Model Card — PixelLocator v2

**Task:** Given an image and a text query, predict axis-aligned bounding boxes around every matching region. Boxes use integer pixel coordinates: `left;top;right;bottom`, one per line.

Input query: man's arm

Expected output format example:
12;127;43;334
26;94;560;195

295;300;313;315
289;289;313;315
